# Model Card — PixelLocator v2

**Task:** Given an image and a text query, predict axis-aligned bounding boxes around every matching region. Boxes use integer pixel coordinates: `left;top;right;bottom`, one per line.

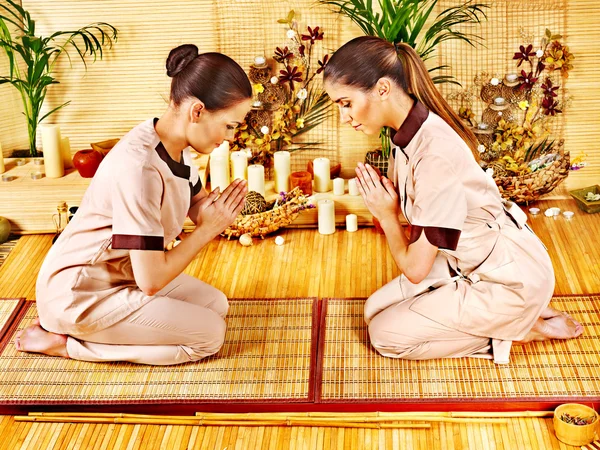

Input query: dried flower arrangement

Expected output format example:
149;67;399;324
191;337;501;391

230;10;333;167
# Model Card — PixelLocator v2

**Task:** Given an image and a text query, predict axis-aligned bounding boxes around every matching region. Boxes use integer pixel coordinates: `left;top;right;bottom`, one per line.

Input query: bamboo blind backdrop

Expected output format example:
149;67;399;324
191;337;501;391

1;0;598;187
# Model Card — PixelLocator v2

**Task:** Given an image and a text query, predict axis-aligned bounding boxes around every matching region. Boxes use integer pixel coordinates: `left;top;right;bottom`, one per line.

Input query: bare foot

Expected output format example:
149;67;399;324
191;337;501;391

539;306;574;320
516;314;583;344
14;318;69;358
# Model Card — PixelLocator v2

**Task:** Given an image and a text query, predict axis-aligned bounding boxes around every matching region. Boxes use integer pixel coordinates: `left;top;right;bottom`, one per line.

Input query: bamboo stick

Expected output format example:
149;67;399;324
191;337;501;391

22;413;507;425
15;416;431;429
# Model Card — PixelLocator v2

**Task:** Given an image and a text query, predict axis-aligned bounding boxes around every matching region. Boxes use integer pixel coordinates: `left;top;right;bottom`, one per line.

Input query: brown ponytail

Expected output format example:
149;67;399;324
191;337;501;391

324;36;478;154
394;43;478;153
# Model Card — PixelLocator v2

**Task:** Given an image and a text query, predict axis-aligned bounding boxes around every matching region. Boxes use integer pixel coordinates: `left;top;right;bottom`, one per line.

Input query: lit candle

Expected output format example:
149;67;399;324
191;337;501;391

346;214;358;232
209;154;230;193
348;178;360;196
40;124;64;178
505;73;518;83
494;97;506;106
254;56;266;66
313;157;330;193
0;142;5;174
60;136;73;169
318;199;335;235
248;164;265;197
274;150;291;193
290;171;312;196
333;177;345;196
230;151;248;181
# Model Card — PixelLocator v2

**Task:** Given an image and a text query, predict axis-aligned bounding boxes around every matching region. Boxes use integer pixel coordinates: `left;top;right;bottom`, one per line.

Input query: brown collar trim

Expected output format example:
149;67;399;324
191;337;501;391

391;99;428;149
153;119;190;180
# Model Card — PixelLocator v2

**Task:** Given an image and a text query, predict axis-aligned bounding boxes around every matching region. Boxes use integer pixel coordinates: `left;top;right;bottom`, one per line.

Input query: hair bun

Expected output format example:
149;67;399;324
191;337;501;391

166;44;199;77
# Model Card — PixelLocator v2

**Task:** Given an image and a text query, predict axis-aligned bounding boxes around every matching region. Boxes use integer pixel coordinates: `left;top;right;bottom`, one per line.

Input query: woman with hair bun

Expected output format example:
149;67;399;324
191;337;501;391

15;45;252;365
324;36;582;364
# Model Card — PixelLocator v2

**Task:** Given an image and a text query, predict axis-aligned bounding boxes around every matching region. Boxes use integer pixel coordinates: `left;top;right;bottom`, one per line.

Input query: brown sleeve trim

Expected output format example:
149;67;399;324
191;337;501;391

409;225;461;251
112;234;164;251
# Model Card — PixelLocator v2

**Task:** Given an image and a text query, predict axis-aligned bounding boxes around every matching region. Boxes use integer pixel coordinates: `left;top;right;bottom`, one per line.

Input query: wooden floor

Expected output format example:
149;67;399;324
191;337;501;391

0;197;597;449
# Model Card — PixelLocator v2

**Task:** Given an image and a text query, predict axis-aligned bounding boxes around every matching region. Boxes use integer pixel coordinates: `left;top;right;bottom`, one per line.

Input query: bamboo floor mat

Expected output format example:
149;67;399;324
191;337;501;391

317;295;600;406
0;298;318;410
0;298;25;349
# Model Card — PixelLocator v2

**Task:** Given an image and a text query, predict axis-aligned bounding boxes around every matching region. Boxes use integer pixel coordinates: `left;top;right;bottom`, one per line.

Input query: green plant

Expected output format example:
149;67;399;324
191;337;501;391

0;0;117;157
319;0;488;158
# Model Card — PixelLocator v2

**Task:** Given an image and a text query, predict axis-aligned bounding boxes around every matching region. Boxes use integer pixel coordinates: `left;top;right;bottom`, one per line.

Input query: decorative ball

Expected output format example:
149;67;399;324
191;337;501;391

0;216;11;244
275;236;285;246
241;191;267;215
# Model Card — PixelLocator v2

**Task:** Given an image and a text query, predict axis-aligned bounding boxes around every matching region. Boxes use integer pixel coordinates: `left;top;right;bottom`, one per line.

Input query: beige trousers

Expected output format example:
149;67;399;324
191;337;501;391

364;278;491;360
65;274;229;365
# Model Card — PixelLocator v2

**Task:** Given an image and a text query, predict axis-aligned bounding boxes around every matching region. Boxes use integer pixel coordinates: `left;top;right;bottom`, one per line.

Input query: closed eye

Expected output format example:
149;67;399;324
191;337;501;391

226;125;236;130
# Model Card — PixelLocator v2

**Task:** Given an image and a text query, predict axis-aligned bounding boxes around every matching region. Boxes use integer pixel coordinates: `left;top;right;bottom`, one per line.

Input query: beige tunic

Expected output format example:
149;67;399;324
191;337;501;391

36;118;203;336
366;100;554;364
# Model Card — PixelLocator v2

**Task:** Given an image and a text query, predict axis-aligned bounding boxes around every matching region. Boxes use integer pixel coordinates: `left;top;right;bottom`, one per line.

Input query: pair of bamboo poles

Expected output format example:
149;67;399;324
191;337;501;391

15;411;554;429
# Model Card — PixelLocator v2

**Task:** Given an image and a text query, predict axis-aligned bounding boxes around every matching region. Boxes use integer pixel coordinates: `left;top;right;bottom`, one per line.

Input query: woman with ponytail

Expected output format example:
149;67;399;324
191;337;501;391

16;45;252;365
324;36;582;364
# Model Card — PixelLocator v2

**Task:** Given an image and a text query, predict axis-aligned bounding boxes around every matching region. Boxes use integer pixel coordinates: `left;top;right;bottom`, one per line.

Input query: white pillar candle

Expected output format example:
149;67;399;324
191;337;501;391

318;199;335;235
230;151;248;181
0;142;5;174
209;154;230;193
313;157;330;193
274;150;291;193
248;164;265;197
40;124;64;178
212;140;230;159
60;136;73;169
346;214;358;232
348;178;360;196
333;177;345;196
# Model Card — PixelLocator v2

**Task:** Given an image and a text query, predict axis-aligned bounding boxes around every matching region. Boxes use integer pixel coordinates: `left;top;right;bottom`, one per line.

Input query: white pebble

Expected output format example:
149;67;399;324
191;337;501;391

239;234;253;246
275;236;285;246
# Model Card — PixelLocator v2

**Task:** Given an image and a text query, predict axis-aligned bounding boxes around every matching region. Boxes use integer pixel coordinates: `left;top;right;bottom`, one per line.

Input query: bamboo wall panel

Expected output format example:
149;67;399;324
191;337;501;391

0;0;28;155
9;0;599;189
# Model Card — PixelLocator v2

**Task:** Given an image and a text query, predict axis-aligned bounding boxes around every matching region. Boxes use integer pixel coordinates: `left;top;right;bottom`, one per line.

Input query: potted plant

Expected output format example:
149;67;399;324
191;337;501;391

0;0;118;157
319;0;488;173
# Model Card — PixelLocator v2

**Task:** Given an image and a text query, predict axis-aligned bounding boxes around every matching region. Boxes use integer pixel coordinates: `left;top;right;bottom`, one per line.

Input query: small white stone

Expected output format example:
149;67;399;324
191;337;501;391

260;126;269;135
490;77;500;86
536;49;544;58
275;236;285;246
477;144;486;153
239;233;253;247
270;76;279;84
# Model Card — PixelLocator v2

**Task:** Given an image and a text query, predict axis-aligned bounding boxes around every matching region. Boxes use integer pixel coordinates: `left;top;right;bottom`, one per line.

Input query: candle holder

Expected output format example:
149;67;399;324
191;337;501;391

249;57;271;84
290;171;313;196
480;77;502;103
33;158;44;166
1;174;16;182
15;158;26;166
501;73;526;103
30;171;43;180
482;97;516;125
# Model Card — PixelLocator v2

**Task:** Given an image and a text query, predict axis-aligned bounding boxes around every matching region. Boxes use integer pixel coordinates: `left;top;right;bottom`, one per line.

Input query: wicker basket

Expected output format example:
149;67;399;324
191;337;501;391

222;187;312;238
494;141;570;204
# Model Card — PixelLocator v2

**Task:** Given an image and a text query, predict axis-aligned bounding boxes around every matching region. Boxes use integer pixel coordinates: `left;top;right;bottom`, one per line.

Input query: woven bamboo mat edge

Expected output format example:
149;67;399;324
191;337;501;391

0;298;27;354
0;298;320;410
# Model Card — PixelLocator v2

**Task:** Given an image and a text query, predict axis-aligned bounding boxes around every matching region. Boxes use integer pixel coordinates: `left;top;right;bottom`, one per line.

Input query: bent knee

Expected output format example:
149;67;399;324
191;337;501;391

368;317;415;358
187;316;227;360
206;289;229;318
